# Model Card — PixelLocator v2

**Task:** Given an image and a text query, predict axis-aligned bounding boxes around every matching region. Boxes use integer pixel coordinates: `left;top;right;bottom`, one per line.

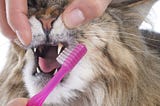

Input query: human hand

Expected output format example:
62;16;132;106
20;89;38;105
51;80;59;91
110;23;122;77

7;98;28;106
0;0;32;46
0;0;112;46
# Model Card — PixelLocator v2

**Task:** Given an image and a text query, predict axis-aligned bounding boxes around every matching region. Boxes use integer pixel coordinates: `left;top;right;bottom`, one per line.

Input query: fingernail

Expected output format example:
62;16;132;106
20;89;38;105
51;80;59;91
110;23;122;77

16;30;31;46
63;9;85;28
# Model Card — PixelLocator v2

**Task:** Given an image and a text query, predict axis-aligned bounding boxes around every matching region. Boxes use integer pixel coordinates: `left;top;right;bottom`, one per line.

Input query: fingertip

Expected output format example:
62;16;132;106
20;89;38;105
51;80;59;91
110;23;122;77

16;30;32;46
62;0;111;28
8;13;32;46
6;0;31;46
63;8;85;29
0;28;17;40
7;98;28;106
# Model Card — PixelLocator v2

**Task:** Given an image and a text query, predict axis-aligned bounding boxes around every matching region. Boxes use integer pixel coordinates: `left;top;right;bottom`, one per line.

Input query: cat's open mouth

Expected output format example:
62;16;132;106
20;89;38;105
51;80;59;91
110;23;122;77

32;43;66;76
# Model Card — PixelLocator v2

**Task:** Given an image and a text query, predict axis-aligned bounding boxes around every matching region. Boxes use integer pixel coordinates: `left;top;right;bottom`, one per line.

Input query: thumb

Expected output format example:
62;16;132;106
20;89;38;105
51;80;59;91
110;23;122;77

63;0;111;29
6;0;32;46
7;98;28;106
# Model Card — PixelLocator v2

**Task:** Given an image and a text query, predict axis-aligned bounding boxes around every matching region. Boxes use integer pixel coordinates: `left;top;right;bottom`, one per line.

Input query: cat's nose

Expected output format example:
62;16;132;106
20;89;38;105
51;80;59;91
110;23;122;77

39;18;56;34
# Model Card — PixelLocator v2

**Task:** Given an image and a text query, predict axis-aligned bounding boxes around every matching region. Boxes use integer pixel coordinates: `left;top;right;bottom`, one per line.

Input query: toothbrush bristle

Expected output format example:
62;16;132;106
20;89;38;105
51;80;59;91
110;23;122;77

57;48;72;64
57;44;87;68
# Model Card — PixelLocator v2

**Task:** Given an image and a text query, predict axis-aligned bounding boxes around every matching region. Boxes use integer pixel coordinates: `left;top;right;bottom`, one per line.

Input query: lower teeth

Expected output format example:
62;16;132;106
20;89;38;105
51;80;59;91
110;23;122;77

36;67;41;73
34;48;37;53
53;69;58;75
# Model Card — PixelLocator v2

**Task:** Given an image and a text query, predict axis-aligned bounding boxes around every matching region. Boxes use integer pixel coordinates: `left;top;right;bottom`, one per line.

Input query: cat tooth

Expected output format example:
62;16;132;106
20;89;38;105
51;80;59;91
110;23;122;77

36;67;41;74
34;48;37;53
58;43;63;54
53;69;58;75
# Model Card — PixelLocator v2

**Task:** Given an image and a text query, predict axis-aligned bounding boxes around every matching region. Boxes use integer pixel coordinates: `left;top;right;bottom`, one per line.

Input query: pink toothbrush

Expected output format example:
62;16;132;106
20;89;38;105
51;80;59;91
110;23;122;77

26;44;87;106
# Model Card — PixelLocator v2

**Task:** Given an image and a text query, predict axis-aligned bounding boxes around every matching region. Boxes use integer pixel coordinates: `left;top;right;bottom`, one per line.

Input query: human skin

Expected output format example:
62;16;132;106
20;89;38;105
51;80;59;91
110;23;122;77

7;98;28;106
0;0;112;46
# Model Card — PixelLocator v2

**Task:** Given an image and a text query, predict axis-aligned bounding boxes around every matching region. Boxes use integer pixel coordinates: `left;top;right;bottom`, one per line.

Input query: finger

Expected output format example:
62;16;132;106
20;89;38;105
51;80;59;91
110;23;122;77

7;98;28;106
6;0;32;45
0;0;16;40
63;0;112;28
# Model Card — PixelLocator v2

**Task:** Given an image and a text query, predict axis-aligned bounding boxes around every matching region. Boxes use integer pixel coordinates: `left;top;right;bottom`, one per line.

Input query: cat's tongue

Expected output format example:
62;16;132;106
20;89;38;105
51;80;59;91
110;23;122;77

38;46;59;73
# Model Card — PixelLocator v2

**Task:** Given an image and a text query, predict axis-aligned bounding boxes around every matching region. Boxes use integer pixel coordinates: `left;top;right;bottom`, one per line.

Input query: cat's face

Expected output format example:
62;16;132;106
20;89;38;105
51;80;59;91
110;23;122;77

22;0;152;105
24;0;104;105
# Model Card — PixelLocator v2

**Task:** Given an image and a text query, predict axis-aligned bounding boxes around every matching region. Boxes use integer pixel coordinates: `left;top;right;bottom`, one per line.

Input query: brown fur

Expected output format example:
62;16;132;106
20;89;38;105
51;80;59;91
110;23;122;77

0;0;160;106
0;44;27;105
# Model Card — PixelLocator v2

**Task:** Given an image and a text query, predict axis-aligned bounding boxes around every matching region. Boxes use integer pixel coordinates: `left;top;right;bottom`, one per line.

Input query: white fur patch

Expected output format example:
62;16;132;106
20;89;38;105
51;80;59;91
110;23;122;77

45;55;94;104
29;16;46;47
23;49;42;96
49;16;77;47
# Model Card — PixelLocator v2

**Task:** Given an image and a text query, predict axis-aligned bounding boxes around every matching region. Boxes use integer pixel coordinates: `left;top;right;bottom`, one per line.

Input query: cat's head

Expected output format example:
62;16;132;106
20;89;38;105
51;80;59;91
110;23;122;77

21;0;156;105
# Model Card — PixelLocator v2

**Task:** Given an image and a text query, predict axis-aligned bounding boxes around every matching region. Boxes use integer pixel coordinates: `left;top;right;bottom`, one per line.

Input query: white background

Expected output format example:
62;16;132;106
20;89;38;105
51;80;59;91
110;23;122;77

0;1;160;72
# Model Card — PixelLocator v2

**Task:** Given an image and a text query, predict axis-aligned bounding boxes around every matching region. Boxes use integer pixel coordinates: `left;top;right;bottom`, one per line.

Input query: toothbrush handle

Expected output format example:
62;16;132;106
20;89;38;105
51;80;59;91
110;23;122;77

27;66;69;106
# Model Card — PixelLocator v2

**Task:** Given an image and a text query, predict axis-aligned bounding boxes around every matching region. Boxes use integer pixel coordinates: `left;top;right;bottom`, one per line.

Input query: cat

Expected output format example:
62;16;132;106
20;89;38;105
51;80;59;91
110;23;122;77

0;0;160;106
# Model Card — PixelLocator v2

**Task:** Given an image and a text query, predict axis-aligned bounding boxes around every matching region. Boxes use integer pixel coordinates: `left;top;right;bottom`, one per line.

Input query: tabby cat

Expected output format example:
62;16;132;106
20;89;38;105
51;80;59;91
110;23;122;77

0;0;160;106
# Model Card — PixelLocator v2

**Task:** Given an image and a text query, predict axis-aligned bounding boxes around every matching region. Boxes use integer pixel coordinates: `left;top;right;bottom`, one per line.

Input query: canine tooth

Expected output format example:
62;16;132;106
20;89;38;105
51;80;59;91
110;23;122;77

58;43;63;54
36;67;41;73
54;69;58;75
34;48;37;52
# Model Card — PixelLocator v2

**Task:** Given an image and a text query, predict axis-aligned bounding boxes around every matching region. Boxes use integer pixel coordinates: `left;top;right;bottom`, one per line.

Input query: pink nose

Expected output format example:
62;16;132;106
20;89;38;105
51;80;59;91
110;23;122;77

39;18;56;32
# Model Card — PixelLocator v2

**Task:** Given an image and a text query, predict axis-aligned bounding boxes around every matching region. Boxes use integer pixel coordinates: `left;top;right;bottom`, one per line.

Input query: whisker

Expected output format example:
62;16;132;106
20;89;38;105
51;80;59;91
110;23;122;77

84;30;160;43
87;35;158;56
